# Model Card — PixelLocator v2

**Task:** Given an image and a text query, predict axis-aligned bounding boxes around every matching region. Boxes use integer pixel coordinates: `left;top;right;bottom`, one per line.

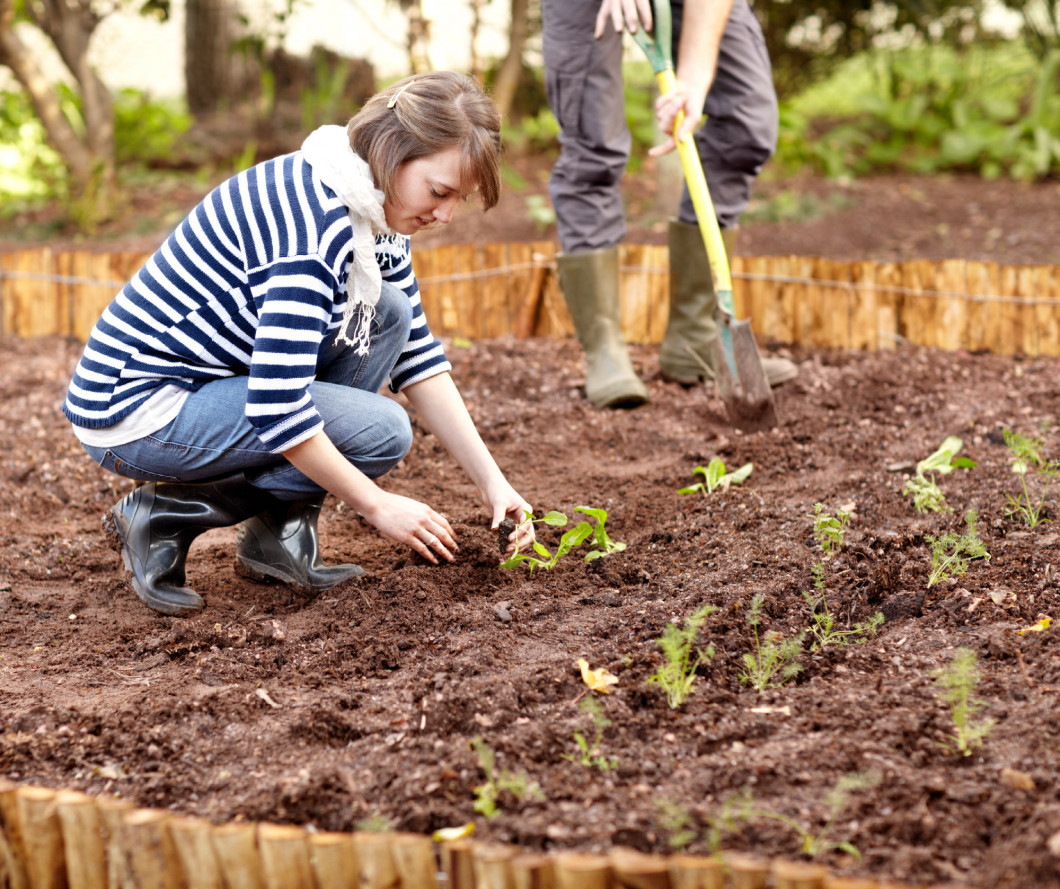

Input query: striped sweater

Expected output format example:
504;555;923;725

63;151;449;454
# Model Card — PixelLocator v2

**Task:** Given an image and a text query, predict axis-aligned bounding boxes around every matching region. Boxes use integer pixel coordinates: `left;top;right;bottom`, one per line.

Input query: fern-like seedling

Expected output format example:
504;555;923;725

647;604;717;709
933;647;994;756
740;594;804;691
926;509;990;587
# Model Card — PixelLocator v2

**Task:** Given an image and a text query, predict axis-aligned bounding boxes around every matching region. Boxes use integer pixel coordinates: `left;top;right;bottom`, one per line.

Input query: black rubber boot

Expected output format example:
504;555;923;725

103;475;272;616
235;497;364;590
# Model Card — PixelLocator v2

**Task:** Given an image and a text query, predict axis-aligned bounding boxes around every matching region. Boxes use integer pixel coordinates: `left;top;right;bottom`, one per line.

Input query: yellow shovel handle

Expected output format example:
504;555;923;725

655;69;732;296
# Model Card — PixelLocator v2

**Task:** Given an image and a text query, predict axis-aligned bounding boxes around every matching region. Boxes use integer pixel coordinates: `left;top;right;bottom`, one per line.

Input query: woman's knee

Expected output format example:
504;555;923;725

374;282;412;339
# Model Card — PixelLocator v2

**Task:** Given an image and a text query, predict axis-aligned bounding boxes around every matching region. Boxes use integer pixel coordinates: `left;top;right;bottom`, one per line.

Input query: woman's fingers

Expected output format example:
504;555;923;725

410;514;458;564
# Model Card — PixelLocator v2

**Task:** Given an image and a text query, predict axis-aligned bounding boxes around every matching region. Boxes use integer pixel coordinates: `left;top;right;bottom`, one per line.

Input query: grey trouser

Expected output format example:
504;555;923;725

541;0;779;252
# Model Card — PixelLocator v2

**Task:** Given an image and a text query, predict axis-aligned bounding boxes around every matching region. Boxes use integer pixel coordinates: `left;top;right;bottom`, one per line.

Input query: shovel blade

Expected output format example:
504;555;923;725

710;317;779;432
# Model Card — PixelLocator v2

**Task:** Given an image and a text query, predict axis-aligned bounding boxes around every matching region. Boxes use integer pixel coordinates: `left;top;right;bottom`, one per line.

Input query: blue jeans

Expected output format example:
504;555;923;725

82;282;415;501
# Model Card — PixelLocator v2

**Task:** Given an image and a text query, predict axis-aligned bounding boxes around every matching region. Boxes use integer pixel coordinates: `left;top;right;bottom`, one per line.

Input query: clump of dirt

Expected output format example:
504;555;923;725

2;332;1060;888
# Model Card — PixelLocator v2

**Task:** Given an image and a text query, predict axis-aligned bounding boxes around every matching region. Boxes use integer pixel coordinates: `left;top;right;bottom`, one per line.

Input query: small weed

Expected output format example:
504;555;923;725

470;737;543;818
1003;427;1059;529
926;509;990;587
740;594;804;691
562;697;619;771
678;457;753;496
811;503;850;555
354;814;394;832
803;562;884;650
933;647;994;756
647;604;717;709
655;799;698;852
902;435;976;514
742;773;878;859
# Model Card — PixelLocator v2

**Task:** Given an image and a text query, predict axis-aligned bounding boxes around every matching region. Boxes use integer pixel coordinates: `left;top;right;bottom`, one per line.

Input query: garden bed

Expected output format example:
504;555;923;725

2;332;1059;888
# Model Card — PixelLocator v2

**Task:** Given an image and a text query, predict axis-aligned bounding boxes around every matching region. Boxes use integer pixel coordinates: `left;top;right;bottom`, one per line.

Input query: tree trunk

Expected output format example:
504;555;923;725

491;0;530;117
0;0;99;183
185;0;240;116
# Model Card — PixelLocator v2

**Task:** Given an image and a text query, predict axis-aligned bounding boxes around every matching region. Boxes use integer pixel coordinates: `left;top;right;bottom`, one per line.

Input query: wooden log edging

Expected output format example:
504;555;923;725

0;780;968;889
2;244;1059;356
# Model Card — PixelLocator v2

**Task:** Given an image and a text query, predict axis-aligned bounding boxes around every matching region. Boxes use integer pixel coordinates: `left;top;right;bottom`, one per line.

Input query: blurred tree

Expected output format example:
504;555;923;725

491;0;532;116
0;0;115;213
185;0;244;115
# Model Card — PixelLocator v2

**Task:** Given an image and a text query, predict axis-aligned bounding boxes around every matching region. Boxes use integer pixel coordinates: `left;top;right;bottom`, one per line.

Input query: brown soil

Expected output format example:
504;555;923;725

3;166;1060;888
4;328;1060;888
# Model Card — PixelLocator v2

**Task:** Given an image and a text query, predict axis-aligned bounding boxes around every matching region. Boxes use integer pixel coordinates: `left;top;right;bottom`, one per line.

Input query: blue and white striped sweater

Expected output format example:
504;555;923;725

63;151;449;454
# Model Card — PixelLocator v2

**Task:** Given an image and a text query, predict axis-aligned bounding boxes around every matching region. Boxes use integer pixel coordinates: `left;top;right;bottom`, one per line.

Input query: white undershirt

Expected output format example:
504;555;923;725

72;384;191;448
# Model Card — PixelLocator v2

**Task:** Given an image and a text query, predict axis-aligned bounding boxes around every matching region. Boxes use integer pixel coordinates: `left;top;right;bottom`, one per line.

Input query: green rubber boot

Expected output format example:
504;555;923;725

556;247;649;409
661;219;797;387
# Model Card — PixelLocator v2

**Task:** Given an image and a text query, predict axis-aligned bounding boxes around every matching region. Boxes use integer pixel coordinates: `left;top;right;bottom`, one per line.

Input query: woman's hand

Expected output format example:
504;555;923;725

486;480;535;557
362;490;458;564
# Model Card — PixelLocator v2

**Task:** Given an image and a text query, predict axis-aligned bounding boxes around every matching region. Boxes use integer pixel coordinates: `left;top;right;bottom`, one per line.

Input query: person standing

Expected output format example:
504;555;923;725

541;0;797;408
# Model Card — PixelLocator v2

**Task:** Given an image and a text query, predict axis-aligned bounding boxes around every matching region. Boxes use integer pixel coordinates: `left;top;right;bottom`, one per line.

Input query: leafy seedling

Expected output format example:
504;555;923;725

574;505;627;560
678;457;753;496
470;737;543;818
562;697;619;771
740;594;804;691
933;647;994;756
647;603;717;709
1003;427;1059;529
811;503;850;555
926;509;990;587
499;510;592;572
902;435;976;514
742;773;879;860
803;562;884;650
654;799;698;852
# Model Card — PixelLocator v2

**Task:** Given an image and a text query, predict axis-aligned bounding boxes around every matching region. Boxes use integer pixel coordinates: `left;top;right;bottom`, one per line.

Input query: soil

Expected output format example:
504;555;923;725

3;163;1060;888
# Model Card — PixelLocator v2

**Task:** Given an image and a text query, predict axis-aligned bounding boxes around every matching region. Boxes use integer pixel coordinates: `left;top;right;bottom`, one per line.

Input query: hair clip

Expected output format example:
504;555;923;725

387;85;409;109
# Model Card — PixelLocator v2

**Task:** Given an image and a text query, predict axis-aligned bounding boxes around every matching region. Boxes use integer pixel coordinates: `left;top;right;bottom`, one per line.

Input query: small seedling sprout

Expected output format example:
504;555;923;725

740;594;804;691
933;647;994;756
562;697;619;771
500;507;626;571
575;505;627;560
678;457;753;496
470;737;543;818
654;799;698;852
647;603;717;709
1003;427;1059;529
902;435;976;514
803;562;884;650
811;503;850;555
926;509;990;587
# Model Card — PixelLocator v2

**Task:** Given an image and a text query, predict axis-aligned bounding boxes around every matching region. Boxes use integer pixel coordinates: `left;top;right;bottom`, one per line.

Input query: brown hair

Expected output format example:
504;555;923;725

347;71;502;211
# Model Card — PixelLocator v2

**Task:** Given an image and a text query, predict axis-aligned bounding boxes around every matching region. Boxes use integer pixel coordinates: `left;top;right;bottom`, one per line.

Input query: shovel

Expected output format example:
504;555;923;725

629;0;779;432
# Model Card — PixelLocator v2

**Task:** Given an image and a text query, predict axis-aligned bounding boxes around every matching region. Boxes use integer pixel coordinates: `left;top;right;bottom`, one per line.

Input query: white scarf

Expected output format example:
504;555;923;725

300;125;396;353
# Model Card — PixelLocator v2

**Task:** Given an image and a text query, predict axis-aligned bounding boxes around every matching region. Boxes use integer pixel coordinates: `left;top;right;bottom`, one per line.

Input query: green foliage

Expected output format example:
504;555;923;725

933;647;994;756
524;193;556;230
562;697;619;771
903;435;976;514
678;458;753;496
113;89;192;166
740;594;804;691
803;562;884;650
811;503;850;555
647;604;717;709
1003;427;1060;528
926;509;990;587
0;90;64;206
499;507;625;572
354;814;394;832
470;737;543;818
774;43;1060;181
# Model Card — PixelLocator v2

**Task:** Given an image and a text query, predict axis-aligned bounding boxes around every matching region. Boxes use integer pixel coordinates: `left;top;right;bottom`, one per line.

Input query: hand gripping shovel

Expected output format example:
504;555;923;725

630;1;779;431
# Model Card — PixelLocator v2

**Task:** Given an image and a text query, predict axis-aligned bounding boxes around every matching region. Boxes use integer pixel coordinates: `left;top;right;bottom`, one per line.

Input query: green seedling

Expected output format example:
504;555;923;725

654;799;698;852
499;510;591;572
902;435;976;514
354;814;394;833
1003;427;1059;529
647;603;717;709
740;594;804;691
926;509;990;587
470;737;543;818
575;505;627;561
678;457;753;496
812;503;850;555
562;697;619;771
933;647;994;756
803;562;884;650
742;773;878;860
